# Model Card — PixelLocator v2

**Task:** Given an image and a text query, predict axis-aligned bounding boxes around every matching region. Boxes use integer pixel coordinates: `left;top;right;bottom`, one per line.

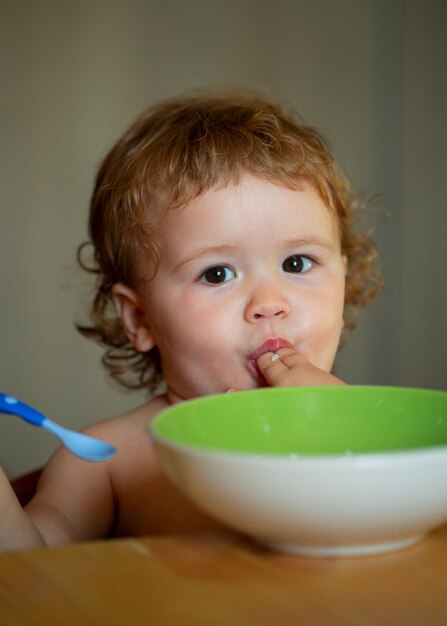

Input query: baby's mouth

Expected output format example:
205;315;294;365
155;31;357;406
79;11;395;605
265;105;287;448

248;337;293;381
250;337;293;362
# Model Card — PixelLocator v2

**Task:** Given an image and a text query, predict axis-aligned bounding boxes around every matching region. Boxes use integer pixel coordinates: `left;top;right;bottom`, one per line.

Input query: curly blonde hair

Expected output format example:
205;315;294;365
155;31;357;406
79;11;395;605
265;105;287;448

78;90;381;391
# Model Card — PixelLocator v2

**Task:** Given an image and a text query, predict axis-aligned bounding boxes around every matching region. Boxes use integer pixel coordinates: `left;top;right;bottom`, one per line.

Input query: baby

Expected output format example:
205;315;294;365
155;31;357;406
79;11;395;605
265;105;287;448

1;90;380;551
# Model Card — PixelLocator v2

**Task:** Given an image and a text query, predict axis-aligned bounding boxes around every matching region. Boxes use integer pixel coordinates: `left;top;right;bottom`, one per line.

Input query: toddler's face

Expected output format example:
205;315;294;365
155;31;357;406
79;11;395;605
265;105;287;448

129;174;346;402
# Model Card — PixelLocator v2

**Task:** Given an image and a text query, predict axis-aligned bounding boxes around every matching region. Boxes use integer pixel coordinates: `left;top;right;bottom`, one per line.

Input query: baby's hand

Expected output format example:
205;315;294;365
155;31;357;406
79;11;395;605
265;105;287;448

256;348;345;387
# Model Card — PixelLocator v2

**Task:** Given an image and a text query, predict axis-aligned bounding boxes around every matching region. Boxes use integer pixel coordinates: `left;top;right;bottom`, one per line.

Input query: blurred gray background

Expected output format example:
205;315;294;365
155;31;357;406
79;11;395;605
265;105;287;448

1;0;446;478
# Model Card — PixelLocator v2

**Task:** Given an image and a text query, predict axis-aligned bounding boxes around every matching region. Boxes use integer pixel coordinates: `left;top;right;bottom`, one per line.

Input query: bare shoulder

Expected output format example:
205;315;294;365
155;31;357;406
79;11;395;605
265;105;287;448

81;394;170;490
26;396;169;544
28;394;221;543
83;394;222;537
82;394;168;445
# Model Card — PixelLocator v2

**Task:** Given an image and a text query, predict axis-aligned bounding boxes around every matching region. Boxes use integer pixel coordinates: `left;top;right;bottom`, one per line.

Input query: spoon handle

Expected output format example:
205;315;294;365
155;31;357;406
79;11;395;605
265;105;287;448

0;393;45;426
1;391;117;462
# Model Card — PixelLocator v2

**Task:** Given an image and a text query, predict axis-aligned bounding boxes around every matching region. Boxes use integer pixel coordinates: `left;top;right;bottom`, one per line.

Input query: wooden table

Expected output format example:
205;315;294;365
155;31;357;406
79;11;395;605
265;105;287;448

1;526;447;626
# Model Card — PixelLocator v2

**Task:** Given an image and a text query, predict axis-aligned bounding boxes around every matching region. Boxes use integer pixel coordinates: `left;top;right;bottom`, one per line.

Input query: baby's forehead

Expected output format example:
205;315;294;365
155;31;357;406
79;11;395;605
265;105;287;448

135;173;341;261
160;174;332;214
160;176;337;228
155;176;340;244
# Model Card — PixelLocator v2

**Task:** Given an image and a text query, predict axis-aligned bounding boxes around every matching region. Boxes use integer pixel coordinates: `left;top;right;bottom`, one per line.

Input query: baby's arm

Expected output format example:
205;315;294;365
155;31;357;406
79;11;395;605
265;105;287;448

25;446;116;546
0;465;46;551
256;348;345;387
0;398;176;552
0;454;114;552
0;440;115;553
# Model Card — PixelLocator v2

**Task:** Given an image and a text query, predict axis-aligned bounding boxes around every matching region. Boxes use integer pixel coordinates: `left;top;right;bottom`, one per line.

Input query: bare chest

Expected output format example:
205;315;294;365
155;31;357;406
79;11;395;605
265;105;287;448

110;447;222;538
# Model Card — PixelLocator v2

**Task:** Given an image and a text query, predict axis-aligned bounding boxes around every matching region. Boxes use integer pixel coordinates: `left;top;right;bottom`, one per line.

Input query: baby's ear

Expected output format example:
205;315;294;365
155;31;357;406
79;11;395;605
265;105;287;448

111;284;155;353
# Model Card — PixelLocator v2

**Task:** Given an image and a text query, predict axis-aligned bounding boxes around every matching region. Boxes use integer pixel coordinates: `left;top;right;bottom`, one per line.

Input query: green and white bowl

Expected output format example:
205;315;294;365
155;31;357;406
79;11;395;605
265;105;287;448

151;386;447;557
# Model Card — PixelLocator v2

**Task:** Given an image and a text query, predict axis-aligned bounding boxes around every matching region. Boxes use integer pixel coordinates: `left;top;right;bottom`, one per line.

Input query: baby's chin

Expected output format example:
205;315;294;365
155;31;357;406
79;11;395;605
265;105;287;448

224;379;269;393
169;370;268;399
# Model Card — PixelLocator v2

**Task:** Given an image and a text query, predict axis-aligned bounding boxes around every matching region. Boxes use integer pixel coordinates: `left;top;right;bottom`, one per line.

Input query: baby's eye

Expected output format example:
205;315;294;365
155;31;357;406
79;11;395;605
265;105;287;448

199;265;236;284
282;255;313;274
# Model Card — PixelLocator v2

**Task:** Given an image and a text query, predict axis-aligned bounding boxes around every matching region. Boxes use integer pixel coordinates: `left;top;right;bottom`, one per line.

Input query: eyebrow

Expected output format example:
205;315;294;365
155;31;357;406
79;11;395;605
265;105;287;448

172;236;337;273
172;245;239;272
283;236;337;252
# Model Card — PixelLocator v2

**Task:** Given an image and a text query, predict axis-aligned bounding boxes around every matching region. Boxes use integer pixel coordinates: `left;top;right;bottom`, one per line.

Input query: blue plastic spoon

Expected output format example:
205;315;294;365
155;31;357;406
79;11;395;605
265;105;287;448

0;392;116;462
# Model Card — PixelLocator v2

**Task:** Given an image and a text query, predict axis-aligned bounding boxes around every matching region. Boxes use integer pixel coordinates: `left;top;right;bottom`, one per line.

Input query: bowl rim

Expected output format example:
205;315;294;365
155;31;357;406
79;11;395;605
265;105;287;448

150;431;447;467
150;385;447;466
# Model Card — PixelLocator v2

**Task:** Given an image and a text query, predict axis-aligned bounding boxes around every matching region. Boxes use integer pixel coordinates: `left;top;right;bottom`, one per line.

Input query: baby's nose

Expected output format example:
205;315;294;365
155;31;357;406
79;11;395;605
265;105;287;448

244;287;290;323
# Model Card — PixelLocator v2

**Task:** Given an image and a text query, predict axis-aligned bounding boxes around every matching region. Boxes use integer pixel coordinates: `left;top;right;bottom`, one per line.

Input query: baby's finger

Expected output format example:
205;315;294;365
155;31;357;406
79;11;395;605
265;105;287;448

274;348;310;369
256;351;289;384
